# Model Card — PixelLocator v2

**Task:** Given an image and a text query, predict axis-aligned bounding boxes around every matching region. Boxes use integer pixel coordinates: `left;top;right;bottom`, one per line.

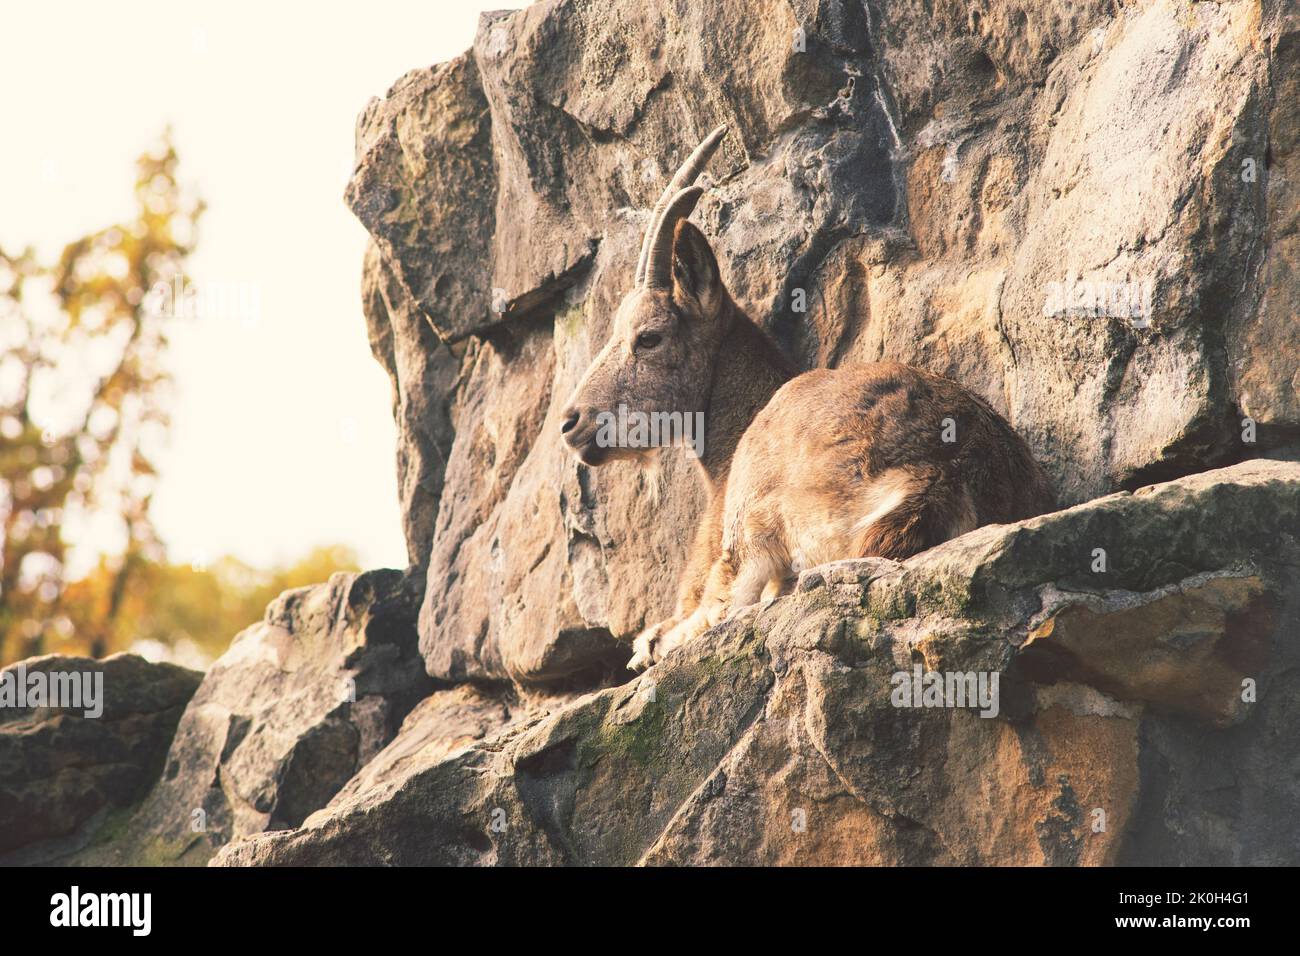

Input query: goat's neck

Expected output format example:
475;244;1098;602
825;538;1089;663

696;299;793;491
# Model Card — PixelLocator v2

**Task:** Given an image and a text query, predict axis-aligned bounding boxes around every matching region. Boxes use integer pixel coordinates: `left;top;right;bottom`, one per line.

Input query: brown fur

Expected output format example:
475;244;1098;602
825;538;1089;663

561;156;1054;671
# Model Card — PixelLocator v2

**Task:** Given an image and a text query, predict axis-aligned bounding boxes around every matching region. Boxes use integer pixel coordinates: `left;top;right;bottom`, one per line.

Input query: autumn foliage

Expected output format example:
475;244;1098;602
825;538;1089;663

0;135;357;667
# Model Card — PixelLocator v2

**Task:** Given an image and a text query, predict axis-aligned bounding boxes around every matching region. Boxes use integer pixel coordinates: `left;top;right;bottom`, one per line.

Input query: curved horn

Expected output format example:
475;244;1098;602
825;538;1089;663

644;186;704;289
634;124;728;287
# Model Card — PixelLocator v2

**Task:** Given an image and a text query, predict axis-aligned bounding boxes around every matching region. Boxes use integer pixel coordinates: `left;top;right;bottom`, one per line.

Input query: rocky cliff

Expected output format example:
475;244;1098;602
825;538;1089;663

354;0;1298;687
213;461;1300;866
4;0;1297;866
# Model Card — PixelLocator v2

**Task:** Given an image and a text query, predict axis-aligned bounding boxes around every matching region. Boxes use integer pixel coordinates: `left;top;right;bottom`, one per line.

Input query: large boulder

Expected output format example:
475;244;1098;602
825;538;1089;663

66;569;434;865
214;461;1300;866
348;0;1300;687
0;654;201;864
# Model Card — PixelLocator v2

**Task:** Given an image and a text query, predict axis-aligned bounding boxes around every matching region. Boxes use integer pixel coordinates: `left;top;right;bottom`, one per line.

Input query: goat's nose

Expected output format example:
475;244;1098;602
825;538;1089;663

561;408;581;435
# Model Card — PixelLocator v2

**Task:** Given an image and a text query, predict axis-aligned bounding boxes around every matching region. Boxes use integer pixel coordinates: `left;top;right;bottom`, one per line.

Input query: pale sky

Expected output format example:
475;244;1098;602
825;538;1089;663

1;1;517;571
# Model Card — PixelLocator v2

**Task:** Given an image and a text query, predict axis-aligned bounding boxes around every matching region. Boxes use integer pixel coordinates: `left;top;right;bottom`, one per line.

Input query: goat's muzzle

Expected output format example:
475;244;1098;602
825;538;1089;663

560;405;609;466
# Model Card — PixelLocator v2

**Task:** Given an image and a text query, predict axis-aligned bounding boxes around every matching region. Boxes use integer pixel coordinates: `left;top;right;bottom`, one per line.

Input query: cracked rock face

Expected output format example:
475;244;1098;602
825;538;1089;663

57;570;433;866
0;654;201;864
351;0;1300;686
214;461;1300;866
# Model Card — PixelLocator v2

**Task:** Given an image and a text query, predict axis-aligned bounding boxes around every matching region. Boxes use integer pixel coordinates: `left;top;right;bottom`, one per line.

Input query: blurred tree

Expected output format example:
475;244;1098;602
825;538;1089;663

0;131;203;663
1;137;366;670
64;544;361;667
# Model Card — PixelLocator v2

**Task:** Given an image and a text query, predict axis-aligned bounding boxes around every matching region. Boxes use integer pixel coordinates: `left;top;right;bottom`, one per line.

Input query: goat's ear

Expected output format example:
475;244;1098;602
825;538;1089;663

671;220;723;318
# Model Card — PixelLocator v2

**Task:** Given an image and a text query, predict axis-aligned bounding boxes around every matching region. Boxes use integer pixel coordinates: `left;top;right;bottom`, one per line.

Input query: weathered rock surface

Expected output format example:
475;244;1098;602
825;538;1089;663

18;0;1296;869
362;241;461;569
60;569;434;865
349;0;1300;686
214;461;1300;866
0;654;201;864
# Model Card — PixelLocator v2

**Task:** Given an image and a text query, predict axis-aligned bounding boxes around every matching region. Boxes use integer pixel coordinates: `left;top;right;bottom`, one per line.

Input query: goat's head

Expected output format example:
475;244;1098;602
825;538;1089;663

561;126;730;466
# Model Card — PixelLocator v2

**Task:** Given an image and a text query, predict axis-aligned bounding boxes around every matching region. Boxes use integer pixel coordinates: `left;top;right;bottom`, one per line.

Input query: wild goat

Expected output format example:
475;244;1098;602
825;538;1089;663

560;126;1055;671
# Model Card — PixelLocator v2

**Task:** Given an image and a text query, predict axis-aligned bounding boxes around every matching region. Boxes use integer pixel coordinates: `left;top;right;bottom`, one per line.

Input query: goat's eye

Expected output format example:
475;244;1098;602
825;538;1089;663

635;331;663;351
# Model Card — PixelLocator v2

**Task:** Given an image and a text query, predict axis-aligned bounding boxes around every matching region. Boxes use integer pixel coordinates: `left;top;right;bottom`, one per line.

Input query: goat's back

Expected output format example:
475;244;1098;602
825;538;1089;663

723;362;1054;564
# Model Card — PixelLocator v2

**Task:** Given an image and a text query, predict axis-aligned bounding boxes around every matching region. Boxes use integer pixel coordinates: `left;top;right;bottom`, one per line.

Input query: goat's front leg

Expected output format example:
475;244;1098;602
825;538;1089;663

628;487;727;671
628;607;713;672
629;554;734;671
635;546;793;668
628;616;680;671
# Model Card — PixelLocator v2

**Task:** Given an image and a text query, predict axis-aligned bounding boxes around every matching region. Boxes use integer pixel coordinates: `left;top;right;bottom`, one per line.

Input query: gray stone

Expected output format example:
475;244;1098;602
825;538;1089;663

213;461;1300;866
346;0;1300;686
66;569;432;865
0;654;200;863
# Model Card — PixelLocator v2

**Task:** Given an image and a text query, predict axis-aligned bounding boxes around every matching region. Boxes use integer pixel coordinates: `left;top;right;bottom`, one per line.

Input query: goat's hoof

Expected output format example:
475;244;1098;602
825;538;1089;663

628;622;669;671
628;633;654;671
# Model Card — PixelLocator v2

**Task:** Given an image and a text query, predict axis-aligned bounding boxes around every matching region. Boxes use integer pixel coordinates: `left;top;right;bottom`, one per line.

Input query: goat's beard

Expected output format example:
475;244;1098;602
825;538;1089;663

641;448;667;506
